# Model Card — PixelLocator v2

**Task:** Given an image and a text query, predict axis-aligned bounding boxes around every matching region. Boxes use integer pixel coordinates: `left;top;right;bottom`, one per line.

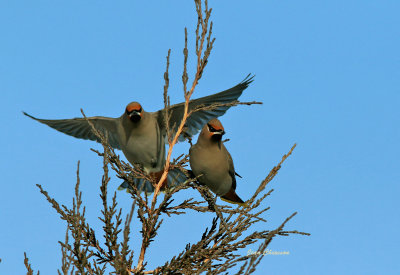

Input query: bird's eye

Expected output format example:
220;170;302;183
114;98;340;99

208;124;216;132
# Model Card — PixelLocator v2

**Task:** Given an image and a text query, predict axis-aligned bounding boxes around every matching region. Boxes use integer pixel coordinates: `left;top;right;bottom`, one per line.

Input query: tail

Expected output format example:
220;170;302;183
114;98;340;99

221;188;247;207
118;177;155;193
118;168;188;193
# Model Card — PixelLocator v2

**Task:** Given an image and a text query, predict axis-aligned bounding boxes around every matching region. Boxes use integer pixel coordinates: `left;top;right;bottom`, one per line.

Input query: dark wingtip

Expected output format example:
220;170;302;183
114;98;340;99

232;73;255;93
240;73;255;86
22;111;36;120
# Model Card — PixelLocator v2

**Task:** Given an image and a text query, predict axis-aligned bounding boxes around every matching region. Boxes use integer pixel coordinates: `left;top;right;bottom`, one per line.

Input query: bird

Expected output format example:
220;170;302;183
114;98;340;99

24;74;254;192
189;118;246;206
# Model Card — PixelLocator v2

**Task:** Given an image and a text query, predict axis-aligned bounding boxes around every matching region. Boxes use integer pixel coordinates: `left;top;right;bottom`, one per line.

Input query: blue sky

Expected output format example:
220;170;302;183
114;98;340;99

1;0;399;274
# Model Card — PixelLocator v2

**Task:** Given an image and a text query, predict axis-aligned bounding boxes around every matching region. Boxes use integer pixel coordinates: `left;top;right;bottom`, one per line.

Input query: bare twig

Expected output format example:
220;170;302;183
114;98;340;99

136;0;216;271
30;1;307;274
24;252;39;275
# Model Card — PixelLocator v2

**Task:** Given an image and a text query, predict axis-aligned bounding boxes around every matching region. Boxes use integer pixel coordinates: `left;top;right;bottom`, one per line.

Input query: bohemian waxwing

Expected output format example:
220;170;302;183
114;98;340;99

24;75;254;192
189;118;245;206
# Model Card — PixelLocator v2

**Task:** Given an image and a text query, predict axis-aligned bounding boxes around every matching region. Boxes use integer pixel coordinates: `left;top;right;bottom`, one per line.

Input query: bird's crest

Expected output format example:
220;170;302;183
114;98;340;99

207;118;224;132
126;102;142;113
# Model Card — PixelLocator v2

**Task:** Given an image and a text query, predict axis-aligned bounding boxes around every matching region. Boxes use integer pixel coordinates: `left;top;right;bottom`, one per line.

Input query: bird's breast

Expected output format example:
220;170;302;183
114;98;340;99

120;120;165;172
190;145;231;195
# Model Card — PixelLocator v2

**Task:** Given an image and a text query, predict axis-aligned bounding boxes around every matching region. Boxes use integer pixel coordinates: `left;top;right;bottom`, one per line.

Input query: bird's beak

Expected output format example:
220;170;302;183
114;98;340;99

211;130;225;146
129;110;141;117
212;130;225;137
127;110;142;122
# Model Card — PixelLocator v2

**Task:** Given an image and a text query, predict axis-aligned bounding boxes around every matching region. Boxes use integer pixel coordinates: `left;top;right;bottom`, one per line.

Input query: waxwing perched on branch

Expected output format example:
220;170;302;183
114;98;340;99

189;118;246;206
24;75;254;192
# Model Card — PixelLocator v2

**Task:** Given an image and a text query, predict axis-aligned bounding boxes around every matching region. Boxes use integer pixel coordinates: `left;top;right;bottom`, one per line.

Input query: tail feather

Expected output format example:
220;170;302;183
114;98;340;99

221;188;247;207
118;168;188;193
118;177;155;193
168;168;189;188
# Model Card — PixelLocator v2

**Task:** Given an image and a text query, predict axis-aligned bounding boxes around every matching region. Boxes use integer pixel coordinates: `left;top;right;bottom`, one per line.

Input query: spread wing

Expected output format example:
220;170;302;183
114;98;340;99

23;112;121;150
156;74;254;141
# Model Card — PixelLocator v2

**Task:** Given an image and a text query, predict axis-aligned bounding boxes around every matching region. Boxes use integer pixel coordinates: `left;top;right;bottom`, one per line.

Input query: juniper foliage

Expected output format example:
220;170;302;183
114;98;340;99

24;1;309;274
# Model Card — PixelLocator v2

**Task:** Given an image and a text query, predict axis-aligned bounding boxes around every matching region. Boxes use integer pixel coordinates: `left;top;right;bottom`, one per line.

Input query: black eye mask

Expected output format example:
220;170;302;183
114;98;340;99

207;124;218;132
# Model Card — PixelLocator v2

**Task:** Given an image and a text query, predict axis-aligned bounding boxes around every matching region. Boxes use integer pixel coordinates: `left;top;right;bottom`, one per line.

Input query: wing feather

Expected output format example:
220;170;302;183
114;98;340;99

226;150;237;190
23;112;121;149
157;74;254;141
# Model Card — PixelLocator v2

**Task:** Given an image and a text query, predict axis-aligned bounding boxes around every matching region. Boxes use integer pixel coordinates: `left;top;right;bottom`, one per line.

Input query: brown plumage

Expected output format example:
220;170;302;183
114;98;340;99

189;119;246;206
23;75;254;192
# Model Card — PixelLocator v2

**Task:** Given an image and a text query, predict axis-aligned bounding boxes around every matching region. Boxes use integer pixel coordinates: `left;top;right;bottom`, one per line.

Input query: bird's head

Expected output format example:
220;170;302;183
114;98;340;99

125;102;143;123
206;118;225;142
